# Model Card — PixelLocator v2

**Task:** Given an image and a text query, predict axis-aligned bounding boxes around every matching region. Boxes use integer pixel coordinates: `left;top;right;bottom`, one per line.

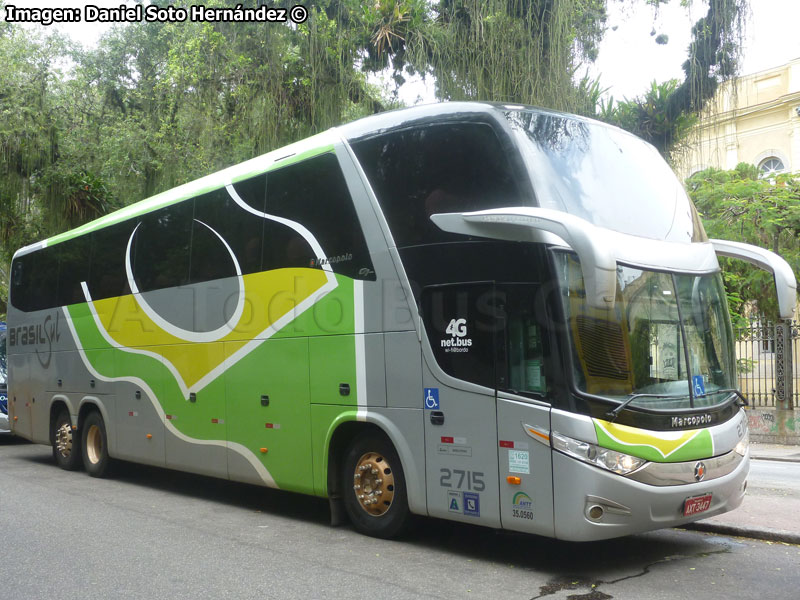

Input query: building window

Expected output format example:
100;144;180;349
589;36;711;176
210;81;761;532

758;157;785;178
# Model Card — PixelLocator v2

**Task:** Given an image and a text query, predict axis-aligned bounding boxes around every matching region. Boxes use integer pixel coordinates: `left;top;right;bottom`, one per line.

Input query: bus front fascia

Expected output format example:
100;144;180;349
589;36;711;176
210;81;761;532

430;207;797;318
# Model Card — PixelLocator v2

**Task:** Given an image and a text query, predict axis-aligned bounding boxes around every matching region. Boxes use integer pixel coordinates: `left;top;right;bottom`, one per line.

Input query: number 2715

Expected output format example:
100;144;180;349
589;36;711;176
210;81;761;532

439;468;485;491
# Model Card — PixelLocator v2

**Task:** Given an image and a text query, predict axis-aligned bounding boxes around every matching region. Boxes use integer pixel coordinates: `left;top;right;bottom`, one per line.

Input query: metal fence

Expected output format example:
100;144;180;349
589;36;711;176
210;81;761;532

735;318;799;408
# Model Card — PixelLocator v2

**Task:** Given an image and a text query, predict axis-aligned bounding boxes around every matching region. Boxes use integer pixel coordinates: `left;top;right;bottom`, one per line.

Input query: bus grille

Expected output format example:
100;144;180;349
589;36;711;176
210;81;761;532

576;315;631;380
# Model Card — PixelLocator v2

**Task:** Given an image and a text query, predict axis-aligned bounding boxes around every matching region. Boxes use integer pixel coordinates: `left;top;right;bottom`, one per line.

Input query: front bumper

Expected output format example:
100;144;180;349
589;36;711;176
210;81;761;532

552;449;749;541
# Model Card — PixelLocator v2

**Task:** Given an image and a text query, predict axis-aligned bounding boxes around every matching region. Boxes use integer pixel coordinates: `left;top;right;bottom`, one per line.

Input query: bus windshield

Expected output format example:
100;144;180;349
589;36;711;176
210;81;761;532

555;253;736;411
504;109;706;244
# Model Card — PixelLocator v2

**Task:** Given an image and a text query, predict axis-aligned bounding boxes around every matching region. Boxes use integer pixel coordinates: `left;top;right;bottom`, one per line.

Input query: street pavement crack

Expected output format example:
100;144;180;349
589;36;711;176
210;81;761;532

530;547;731;599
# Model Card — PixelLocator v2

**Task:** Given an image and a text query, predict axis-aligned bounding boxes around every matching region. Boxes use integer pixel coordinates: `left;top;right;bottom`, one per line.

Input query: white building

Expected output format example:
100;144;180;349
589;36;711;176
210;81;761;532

677;57;800;178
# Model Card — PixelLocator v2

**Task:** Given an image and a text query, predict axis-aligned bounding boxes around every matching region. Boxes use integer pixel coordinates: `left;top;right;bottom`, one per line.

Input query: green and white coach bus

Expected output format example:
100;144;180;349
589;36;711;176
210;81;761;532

8;103;797;541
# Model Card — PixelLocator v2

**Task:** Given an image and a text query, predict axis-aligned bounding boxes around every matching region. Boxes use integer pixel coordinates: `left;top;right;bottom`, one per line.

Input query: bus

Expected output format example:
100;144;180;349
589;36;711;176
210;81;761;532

7;102;797;541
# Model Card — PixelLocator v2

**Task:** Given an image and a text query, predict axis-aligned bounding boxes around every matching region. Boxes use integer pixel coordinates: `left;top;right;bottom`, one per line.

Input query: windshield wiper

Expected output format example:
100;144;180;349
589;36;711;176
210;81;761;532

695;388;749;407
606;388;748;422
606;393;687;422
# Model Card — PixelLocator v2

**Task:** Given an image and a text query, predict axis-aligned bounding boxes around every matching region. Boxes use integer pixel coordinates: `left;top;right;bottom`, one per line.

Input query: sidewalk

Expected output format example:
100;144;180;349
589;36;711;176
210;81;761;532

685;443;800;544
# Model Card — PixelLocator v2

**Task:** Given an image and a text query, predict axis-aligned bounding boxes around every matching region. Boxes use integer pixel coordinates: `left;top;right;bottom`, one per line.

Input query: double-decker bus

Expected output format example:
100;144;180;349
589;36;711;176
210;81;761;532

7;103;796;541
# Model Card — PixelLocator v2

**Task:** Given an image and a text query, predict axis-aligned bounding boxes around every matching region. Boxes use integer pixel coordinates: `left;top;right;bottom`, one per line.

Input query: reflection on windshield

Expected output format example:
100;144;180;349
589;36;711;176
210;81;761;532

504;110;707;243
556;253;736;411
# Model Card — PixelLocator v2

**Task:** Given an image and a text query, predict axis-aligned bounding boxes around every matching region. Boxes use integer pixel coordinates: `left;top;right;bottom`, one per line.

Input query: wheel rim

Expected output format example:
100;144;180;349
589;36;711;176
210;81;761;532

55;421;73;458
353;451;395;516
86;424;103;465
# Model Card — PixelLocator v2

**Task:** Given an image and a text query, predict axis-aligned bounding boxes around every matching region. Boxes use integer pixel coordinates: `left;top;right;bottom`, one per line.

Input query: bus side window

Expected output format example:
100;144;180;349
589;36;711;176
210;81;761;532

421;284;499;389
351;122;525;248
264;153;375;280
506;316;546;394
11;247;60;312
132;201;193;292
89;220;138;301
498;284;548;397
191;185;265;282
57;236;91;306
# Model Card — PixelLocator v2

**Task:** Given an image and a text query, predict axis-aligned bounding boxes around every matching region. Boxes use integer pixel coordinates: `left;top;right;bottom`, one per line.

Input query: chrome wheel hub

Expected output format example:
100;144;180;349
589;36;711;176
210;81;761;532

55;421;73;458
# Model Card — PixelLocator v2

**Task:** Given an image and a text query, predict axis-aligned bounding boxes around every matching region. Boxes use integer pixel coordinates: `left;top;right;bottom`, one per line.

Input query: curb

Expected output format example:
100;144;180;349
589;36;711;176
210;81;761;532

751;455;800;463
682;521;800;545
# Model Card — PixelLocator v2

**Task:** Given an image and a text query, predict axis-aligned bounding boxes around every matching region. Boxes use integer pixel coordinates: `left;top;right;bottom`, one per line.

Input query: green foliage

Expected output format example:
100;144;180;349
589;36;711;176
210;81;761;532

406;0;609;113
687;165;800;321
602;79;698;154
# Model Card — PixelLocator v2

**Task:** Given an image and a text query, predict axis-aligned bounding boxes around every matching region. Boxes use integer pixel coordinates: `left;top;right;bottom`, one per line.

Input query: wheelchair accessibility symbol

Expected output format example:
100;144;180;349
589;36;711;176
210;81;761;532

692;375;706;397
424;388;440;410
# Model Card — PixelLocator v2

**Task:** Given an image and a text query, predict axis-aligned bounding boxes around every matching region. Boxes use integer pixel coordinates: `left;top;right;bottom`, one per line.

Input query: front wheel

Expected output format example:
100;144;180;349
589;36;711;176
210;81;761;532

342;432;410;539
81;411;114;478
52;408;81;471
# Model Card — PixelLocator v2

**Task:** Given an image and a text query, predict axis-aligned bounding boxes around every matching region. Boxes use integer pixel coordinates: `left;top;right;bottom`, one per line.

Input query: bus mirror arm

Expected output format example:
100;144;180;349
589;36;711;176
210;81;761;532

710;239;797;320
430;207;617;310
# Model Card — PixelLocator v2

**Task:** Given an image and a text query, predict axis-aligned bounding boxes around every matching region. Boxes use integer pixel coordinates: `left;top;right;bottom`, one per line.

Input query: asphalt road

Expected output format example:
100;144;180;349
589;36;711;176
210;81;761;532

748;459;800;494
1;436;798;600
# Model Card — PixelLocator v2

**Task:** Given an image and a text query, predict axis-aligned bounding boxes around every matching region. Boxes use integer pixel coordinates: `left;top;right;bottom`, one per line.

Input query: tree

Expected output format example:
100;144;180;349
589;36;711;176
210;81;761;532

343;0;608;113
599;0;748;157
0;2;389;317
687;164;800;321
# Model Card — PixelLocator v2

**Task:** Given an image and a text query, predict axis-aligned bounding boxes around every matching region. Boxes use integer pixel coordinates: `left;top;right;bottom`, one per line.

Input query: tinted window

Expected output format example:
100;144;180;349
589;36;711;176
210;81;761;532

265;153;375;280
192;185;265;282
89;219;138;301
10;247;59;312
57;236;91;306
131;201;193;292
421;283;499;389
351;122;526;247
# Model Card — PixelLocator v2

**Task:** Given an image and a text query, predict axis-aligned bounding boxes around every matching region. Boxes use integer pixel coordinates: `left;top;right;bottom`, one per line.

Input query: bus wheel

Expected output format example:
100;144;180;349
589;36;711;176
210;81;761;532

52;408;81;471
342;432;410;538
81;411;114;478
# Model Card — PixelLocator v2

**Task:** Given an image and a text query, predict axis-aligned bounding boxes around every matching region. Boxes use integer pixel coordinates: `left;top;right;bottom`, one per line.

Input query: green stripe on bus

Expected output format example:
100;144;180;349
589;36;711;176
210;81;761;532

594;422;714;463
67;272;358;494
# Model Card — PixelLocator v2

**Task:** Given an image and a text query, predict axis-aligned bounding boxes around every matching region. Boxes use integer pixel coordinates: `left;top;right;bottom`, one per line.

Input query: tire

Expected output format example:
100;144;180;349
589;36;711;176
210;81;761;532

342;432;410;539
52;408;81;471
81;411;114;478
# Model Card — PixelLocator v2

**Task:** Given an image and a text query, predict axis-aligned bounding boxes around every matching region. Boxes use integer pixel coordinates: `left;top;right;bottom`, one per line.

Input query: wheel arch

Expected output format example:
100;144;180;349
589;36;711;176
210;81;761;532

48;395;75;445
326;412;425;517
77;396;116;457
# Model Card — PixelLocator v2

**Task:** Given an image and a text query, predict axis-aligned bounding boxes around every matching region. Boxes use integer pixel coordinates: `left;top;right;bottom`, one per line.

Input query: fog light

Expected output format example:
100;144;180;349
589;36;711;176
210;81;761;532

588;505;604;520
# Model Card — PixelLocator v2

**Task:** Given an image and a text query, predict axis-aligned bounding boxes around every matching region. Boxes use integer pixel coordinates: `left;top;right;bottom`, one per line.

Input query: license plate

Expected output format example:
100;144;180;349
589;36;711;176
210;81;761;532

683;493;713;517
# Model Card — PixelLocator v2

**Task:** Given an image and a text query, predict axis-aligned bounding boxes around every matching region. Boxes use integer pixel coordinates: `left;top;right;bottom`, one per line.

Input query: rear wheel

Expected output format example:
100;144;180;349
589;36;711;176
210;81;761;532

342;432;410;538
52;408;81;471
81;411;114;478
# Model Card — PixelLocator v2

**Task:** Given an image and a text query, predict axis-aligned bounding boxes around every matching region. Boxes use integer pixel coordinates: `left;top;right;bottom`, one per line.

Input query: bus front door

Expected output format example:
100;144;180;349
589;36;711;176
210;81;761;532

495;283;555;537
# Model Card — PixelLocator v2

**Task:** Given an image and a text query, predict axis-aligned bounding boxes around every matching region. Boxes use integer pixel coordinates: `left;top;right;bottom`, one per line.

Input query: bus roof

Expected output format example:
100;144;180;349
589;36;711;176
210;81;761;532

17;102;609;259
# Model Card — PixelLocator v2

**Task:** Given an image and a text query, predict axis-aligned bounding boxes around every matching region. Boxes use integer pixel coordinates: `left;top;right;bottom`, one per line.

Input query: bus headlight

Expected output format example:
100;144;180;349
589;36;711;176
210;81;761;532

551;431;646;476
734;428;749;456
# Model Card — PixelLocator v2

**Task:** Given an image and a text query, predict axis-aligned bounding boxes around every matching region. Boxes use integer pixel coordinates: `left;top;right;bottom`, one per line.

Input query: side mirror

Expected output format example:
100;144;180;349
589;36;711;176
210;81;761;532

710;239;797;319
430;207;618;310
